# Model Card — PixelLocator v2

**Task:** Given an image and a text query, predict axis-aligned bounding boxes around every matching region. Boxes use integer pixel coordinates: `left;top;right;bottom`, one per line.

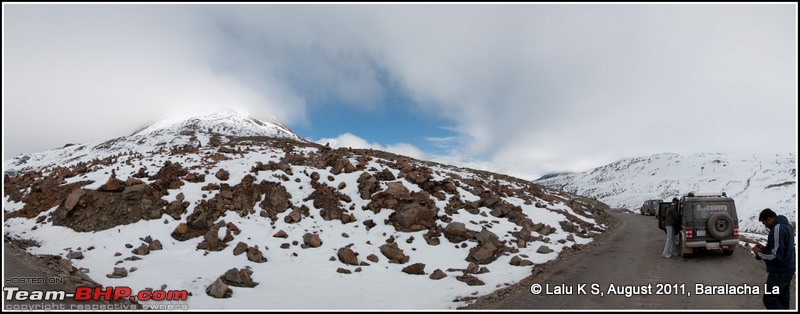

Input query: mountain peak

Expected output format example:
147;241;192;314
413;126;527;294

133;110;301;141
5;109;304;171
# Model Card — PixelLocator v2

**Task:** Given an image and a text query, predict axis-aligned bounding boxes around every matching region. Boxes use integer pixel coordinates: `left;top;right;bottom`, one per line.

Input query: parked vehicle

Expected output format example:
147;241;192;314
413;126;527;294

657;192;739;257
639;199;660;216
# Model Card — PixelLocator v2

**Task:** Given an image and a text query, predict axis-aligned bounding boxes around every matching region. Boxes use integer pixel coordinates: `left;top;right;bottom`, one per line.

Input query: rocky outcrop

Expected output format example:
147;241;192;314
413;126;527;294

304;181;354;224
387;191;439;232
64;189;86;211
466;228;509;265
98;177;126;192
175;177;293;241
52;184;168;232
443;222;474;243
357;172;380;200
148;161;188;195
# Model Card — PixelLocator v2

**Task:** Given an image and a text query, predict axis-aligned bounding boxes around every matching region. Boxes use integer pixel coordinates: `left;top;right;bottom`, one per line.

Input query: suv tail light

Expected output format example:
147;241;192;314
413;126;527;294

685;227;693;239
733;225;739;236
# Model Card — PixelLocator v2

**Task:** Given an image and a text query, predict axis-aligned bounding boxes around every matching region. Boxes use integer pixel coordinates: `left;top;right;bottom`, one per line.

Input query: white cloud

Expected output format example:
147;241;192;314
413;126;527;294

4;4;796;180
316;133;426;160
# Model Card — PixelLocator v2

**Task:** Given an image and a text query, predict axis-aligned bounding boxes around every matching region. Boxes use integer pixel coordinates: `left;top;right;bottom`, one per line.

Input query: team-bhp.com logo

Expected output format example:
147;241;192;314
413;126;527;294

4;285;189;309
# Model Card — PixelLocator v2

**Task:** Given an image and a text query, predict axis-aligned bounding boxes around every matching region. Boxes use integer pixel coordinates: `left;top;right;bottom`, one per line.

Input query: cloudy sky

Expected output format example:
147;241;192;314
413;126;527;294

3;3;797;180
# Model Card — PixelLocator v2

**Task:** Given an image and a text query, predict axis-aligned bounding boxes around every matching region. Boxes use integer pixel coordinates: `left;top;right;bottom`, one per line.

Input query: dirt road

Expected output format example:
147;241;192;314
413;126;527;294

468;209;796;310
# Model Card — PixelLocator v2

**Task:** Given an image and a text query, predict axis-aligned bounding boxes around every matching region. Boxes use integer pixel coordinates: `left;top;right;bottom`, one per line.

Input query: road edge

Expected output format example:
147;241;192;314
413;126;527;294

459;208;626;309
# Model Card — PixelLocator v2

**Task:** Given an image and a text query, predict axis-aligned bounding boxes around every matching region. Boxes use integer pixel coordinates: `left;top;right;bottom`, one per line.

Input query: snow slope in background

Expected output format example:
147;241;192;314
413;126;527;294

536;152;797;233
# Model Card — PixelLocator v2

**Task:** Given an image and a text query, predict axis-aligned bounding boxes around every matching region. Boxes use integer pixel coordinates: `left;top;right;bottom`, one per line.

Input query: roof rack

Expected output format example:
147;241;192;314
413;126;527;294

684;192;727;197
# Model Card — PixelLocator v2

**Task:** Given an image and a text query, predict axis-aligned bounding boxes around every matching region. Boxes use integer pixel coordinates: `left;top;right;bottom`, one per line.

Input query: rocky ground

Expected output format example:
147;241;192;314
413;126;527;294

4;206;617;311
3;236;142;309
3;122;614;308
460;208;621;309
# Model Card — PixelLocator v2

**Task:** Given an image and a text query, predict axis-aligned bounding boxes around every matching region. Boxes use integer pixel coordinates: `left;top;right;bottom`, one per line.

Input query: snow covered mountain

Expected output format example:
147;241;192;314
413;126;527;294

5;110;303;173
3;110;610;310
535;153;797;233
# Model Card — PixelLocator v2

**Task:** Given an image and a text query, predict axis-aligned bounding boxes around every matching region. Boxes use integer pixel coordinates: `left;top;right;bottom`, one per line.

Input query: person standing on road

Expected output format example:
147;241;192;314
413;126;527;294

752;208;796;310
661;197;680;258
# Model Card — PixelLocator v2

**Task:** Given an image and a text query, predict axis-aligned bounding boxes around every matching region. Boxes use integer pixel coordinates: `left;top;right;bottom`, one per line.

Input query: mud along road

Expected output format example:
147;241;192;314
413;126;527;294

467;208;796;310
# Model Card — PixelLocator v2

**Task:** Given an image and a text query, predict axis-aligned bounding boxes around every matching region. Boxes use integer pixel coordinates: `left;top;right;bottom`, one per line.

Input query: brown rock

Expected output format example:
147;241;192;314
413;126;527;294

510;255;534;266
64;189;86;211
108;267;128;278
337;247;359;265
132;244;149;256
429;269;447;280
148;240;162;251
59;259;74;273
125;177;144;186
233;242;248;256
206;278;231;298
174;223;189;235
367;254;379;263
456;274;485;286
273;230;289;238
443;222;473;243
215;169;229;181
466;262;479;274
536;245;554;254
247;246;267;263
468;242;497;264
226;222;240;235
402;263;426;275
302;233;322;248
222;268;256;288
98;177;126;192
204;228;220;251
379;243;409;264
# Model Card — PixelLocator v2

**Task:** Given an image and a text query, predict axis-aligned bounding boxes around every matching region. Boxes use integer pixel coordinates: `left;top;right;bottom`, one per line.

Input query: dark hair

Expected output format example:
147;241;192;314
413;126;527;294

672;197;679;203
758;208;777;221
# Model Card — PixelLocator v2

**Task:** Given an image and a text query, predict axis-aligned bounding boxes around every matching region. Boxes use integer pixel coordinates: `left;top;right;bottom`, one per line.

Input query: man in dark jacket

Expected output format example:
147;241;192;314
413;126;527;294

661;198;680;258
752;208;796;309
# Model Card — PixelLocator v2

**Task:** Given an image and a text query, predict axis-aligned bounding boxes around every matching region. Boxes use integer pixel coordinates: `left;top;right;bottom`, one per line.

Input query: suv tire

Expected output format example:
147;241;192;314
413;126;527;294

707;212;734;239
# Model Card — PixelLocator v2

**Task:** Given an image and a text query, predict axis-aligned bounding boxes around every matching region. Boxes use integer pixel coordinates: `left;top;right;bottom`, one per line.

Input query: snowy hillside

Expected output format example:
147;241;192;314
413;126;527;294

4;110;303;173
535;153;797;233
3;111;610;310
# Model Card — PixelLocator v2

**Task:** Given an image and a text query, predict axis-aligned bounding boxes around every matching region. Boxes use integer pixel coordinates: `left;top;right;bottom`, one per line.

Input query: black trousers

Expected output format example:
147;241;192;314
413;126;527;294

763;271;794;309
